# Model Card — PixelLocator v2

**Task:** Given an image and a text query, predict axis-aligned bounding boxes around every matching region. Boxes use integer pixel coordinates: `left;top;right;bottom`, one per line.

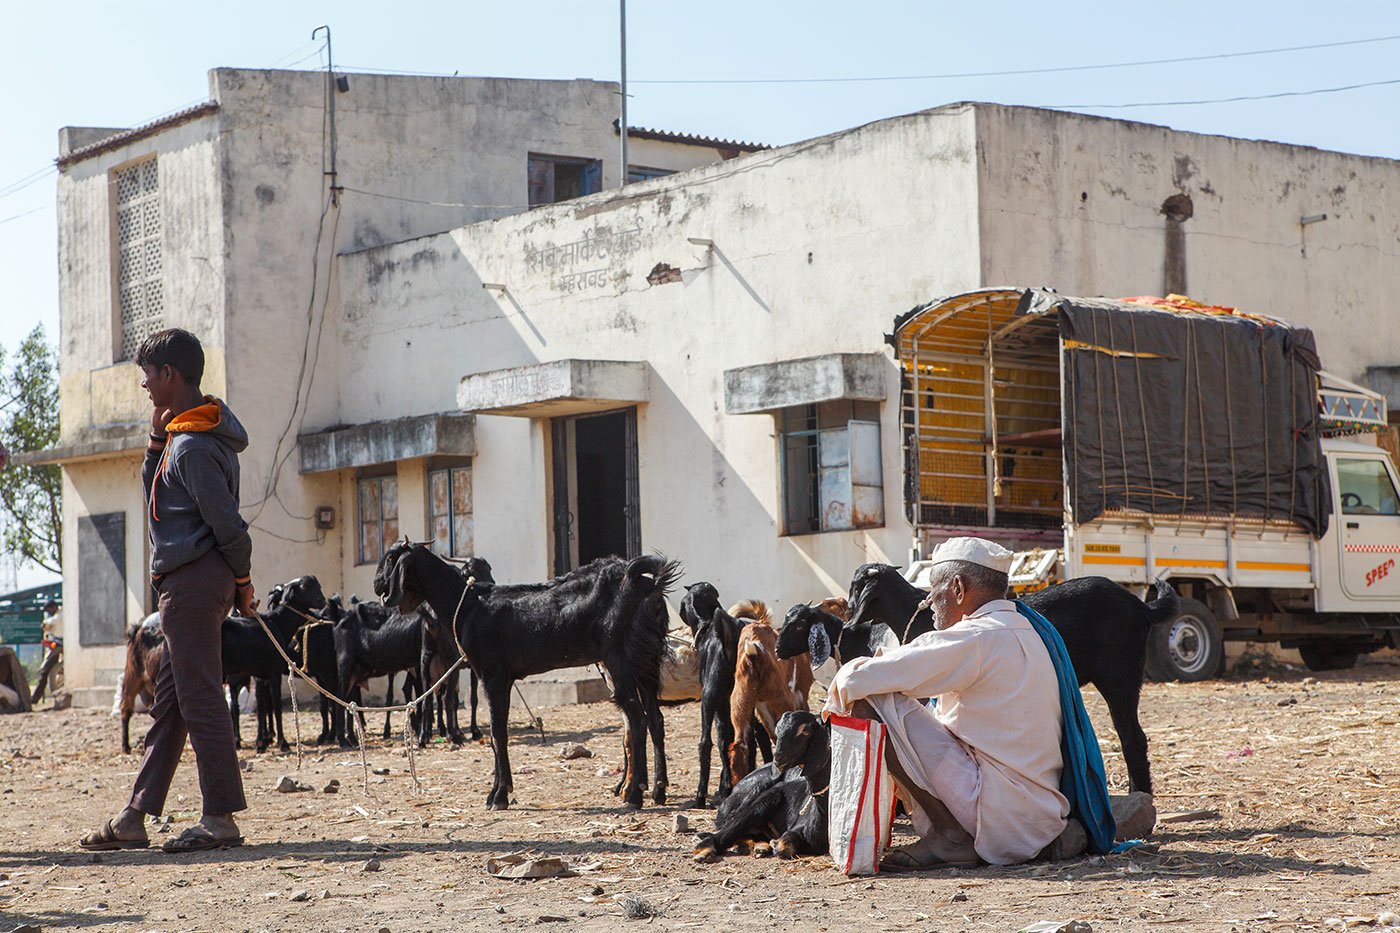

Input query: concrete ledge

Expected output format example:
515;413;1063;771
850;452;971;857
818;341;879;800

723;352;887;415
298;411;476;474
15;425;147;466
512;666;612;710
458;359;648;418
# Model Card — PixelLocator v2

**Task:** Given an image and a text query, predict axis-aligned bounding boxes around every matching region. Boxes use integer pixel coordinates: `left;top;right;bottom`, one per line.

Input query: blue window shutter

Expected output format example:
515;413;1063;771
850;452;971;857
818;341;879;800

582;160;602;195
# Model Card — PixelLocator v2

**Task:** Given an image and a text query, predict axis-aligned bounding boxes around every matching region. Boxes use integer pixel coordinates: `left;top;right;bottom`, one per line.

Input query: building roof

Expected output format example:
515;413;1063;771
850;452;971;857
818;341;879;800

57;102;220;169
615;121;768;153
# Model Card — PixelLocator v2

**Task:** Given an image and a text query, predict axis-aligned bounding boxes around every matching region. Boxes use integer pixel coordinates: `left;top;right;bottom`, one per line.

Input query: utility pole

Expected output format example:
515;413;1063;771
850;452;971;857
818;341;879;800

312;24;338;203
619;0;628;188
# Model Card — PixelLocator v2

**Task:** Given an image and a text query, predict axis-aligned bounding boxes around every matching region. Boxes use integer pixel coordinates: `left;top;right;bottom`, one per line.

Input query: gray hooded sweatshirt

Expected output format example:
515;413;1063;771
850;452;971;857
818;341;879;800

142;397;253;583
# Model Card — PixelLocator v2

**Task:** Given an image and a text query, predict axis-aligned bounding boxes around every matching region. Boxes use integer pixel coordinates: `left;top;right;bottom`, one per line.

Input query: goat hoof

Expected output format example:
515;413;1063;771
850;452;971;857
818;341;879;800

751;842;773;858
686;797;706;810
652;786;667;806
774;840;798;860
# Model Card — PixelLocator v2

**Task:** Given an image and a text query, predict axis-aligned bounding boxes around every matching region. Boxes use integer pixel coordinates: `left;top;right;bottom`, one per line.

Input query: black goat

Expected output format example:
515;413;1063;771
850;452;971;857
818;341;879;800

820;564;1178;795
679;582;772;808
222;575;328;753
693;710;830;862
331;601;427;747
375;542;679;810
417;557;494;746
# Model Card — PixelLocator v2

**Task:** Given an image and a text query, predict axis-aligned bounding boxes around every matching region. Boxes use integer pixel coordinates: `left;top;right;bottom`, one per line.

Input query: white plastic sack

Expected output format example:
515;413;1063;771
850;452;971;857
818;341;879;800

828;714;896;875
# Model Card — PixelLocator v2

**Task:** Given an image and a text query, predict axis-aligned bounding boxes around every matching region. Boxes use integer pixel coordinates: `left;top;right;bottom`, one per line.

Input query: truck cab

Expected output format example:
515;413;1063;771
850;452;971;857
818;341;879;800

1318;439;1400;609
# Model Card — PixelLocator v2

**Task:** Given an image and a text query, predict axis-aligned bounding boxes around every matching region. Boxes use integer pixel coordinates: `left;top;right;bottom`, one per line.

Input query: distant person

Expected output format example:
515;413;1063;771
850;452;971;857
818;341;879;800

29;600;64;705
80;328;255;853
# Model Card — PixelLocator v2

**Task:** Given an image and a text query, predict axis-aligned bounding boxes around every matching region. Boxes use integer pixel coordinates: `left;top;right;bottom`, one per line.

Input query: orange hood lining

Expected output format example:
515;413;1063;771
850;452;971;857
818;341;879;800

167;397;223;434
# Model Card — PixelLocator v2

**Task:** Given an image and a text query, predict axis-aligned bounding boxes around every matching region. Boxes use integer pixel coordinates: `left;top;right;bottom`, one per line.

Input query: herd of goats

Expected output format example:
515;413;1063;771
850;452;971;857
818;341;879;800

119;540;1182;861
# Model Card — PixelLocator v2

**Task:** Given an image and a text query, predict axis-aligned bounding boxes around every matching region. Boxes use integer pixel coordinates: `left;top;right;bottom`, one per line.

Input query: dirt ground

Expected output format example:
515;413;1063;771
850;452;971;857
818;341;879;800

3;658;1399;933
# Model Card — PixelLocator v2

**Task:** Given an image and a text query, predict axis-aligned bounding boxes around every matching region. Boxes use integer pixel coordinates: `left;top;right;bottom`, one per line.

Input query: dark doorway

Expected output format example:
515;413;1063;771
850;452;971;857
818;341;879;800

552;408;640;574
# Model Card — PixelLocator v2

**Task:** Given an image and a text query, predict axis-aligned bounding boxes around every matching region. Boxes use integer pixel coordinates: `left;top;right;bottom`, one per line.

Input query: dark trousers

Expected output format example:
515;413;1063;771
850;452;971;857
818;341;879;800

129;548;247;815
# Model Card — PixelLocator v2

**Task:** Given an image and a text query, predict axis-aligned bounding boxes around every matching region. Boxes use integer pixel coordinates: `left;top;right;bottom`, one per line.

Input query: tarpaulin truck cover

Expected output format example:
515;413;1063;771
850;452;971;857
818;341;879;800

892;288;1330;537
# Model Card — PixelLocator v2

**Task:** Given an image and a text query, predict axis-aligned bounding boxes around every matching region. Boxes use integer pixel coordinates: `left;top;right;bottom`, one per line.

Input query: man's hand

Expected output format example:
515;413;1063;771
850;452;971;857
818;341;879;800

235;584;256;617
151;406;174;437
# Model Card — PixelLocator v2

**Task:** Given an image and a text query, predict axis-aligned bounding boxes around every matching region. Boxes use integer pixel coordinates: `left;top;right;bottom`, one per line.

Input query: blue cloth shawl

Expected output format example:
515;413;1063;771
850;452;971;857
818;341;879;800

1015;600;1118;854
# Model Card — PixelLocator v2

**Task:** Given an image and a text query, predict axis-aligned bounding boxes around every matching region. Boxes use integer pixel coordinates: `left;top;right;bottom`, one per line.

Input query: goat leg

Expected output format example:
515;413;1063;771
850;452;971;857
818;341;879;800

484;678;513;810
228;679;244;749
271;678;290;753
692;690;719;808
642;692;668;805
1101;681;1153;795
468;670;482;741
715;706;737;802
381;672;396;742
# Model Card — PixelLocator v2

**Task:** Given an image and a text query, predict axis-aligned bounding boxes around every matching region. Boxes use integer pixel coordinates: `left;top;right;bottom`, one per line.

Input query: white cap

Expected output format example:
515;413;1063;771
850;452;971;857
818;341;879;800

929;536;1014;574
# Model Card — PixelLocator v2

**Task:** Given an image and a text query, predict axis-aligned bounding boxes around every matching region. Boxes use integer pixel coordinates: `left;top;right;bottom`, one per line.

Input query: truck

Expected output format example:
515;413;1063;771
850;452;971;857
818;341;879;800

892;287;1400;680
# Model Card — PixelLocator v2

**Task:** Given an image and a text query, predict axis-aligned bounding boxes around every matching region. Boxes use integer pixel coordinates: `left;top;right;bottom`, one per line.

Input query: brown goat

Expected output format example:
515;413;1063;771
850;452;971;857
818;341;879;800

727;600;811;782
120;621;165;754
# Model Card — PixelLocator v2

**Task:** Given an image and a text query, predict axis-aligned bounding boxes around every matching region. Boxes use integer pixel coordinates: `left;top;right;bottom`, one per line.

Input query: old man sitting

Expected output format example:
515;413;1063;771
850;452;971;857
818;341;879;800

824;537;1070;869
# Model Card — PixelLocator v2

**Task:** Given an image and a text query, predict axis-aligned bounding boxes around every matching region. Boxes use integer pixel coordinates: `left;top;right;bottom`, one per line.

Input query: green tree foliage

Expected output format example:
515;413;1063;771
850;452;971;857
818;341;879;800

0;326;61;574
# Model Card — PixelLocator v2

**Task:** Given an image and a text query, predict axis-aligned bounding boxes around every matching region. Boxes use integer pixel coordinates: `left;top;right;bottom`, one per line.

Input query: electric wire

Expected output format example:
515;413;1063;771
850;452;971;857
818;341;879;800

0;205;47;227
1042;76;1400;110
632;33;1400;84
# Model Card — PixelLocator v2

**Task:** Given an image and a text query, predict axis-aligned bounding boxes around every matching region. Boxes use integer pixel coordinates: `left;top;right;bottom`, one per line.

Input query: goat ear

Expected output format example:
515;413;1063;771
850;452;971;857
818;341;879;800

807;623;831;669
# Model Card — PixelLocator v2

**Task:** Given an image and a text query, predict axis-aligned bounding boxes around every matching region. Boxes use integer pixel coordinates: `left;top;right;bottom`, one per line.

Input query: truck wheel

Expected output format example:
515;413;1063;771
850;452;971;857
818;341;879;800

1297;644;1360;672
1146;598;1223;682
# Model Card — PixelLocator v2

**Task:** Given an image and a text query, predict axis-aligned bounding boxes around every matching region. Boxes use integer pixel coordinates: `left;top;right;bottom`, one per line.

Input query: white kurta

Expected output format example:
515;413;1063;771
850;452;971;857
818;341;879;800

824;599;1068;864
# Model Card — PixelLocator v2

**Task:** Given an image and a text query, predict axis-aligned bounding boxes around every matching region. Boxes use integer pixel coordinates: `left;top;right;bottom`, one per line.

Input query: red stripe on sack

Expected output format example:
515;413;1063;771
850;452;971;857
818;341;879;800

870;723;886;873
845;724;873;874
828;714;873;732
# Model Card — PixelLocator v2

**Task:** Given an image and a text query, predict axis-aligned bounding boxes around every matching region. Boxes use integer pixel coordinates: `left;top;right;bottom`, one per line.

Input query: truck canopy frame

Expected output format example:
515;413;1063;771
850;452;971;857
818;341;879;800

893;288;1335;547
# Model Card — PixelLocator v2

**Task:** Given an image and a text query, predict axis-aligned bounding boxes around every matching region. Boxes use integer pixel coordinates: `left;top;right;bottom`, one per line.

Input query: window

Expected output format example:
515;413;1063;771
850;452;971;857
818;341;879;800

429;464;474;558
357;474;399;565
528;154;602;206
627;165;674;184
1336;459;1400;515
779;400;884;534
112;158;163;361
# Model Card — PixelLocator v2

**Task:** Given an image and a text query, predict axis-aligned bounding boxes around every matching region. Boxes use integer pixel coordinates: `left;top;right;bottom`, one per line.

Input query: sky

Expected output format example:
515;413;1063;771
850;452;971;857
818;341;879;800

1;0;1398;586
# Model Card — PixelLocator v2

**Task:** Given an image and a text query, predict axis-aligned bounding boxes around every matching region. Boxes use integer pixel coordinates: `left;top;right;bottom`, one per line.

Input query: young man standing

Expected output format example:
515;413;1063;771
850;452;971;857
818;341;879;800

80;328;255;853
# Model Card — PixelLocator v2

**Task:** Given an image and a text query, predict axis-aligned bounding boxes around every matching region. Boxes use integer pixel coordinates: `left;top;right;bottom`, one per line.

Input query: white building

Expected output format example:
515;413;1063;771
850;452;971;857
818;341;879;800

32;76;1400;705
29;68;761;706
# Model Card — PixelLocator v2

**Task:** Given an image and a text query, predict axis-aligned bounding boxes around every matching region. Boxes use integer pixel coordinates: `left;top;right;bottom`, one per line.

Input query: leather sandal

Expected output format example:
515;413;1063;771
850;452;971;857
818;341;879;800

161;824;243;853
79;819;149;851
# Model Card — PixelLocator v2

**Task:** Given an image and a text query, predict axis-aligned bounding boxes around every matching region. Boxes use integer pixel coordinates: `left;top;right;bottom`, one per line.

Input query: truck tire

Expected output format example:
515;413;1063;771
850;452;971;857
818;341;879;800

1146;598;1223;682
1297;643;1360;672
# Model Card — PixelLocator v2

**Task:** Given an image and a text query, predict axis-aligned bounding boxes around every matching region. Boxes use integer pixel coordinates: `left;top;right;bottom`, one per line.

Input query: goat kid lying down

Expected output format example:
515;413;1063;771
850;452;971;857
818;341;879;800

694;710;830;863
728;601;811;783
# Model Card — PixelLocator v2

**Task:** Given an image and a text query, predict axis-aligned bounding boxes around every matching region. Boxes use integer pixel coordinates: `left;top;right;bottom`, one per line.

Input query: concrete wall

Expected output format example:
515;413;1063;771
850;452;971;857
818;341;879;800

57;456;147;694
974;104;1400;381
334;105;985;606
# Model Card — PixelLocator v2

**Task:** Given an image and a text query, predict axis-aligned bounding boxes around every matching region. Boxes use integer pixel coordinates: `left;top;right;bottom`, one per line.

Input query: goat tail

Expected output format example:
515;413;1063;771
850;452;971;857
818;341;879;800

620;554;679;699
625;553;682;597
728;599;772;627
1145;578;1181;625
